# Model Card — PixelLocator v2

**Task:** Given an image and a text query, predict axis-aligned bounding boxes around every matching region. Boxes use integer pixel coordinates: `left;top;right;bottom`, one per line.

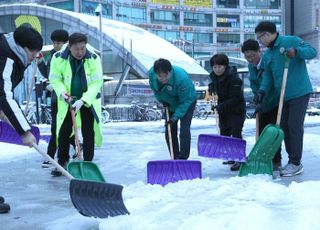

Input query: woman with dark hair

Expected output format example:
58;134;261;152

208;53;246;171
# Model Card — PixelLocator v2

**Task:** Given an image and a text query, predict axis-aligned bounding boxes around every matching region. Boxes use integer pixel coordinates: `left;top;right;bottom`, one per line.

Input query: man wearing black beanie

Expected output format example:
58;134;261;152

0;25;43;214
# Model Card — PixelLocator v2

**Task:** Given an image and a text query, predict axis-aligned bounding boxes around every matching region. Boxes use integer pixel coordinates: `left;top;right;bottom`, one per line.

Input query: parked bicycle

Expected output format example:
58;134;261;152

129;102;159;121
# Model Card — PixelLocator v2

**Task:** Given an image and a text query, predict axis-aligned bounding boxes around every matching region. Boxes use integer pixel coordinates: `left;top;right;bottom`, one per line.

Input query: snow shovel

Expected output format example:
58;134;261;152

239;49;289;176
0;120;40;145
147;107;202;186
32;143;129;218
197;94;247;162
66;107;106;182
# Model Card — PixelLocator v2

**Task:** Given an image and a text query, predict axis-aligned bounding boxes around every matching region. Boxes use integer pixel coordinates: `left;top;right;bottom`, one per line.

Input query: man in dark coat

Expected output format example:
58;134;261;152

0;25;43;213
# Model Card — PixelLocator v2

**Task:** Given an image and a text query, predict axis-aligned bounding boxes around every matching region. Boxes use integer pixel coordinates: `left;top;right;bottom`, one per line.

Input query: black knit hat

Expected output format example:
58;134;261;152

50;29;69;42
14;25;43;51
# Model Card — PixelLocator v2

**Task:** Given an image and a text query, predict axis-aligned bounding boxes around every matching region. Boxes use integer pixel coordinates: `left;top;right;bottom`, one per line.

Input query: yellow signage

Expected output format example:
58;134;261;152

151;0;179;4
184;0;212;7
15;15;42;34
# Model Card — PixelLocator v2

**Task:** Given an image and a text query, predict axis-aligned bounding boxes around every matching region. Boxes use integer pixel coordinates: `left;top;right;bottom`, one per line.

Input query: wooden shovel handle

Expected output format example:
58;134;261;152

70;109;82;160
165;107;175;160
33;143;74;180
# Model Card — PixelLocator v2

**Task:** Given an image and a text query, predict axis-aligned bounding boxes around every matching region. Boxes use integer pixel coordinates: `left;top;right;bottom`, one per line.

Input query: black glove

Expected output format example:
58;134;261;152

208;83;215;96
165;118;176;126
253;90;265;104
212;104;223;114
162;102;170;107
252;103;263;118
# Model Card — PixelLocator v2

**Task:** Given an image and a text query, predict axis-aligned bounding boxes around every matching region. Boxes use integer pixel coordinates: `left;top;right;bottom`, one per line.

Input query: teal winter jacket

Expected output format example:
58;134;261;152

148;65;197;121
248;57;279;113
260;34;317;101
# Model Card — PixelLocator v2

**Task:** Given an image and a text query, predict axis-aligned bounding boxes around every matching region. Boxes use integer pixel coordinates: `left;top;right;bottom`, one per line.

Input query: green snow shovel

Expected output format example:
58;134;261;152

239;48;289;176
66;103;105;182
33;143;129;218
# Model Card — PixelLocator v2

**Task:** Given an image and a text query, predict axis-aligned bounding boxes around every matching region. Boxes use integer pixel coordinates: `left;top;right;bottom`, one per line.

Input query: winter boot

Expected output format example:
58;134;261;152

0;203;10;214
0;196;4;203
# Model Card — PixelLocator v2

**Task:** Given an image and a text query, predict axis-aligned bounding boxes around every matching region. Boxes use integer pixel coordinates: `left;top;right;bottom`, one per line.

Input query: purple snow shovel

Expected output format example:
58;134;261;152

0;120;40;145
197;134;246;162
147;107;202;186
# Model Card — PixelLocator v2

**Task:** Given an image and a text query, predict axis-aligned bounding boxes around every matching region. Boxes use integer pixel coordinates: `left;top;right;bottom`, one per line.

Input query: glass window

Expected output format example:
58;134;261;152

150;10;179;25
244;15;281;30
217;33;240;44
116;6;146;23
184;12;213;27
216;0;240;8
151;30;179;41
216;14;240;28
185;32;213;44
82;1;112;19
48;0;74;11
245;0;280;9
244;34;255;40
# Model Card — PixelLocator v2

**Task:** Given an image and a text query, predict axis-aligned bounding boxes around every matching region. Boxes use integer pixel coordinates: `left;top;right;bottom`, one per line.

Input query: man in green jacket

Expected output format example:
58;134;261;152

149;58;197;159
254;21;317;177
49;32;103;176
241;39;281;171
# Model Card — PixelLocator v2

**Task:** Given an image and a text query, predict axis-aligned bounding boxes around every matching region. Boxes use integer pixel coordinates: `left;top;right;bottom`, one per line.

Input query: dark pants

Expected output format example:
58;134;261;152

165;101;196;160
281;94;310;165
47;101;75;159
220;127;243;139
57;106;95;166
259;106;282;163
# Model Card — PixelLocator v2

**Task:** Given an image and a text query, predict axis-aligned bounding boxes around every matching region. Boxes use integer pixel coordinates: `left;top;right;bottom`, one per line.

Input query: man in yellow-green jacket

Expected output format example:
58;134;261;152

49;32;103;176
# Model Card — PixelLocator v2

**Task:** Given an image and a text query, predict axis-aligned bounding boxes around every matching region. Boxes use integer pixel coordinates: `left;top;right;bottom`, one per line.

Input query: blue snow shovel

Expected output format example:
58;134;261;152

33;143;129;218
147;107;202;186
238;48;289;176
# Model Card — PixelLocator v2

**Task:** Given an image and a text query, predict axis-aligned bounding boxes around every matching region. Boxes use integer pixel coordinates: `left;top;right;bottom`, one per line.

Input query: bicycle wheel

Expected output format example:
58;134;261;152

145;109;158;121
197;108;208;120
101;109;110;123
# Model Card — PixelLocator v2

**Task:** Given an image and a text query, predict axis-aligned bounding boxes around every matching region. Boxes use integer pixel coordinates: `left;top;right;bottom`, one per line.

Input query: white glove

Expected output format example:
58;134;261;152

22;130;36;148
46;84;54;92
72;100;84;113
61;92;70;103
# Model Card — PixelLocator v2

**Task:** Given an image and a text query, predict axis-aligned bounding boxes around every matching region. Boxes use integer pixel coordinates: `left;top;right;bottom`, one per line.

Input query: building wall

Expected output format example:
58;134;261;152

29;0;283;58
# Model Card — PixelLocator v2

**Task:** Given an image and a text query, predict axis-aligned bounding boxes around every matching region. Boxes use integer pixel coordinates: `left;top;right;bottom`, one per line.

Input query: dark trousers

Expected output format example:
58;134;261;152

281;94;310;165
220;127;243;139
47;101;75;159
165;101;196;160
259;106;282;163
57;106;94;165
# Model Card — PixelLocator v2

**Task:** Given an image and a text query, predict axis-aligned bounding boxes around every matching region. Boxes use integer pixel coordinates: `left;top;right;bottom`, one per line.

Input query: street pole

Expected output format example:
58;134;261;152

96;3;104;105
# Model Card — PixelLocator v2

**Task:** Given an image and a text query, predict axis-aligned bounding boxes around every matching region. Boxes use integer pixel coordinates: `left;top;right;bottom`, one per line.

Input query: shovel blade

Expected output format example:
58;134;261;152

147;160;202;186
67;161;106;182
69;179;130;218
0;120;40;145
239;124;284;176
198;134;246;162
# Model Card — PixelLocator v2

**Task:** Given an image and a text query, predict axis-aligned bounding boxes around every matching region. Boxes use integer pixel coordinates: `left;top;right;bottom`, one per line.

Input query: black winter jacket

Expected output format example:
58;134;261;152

208;66;246;129
0;33;31;135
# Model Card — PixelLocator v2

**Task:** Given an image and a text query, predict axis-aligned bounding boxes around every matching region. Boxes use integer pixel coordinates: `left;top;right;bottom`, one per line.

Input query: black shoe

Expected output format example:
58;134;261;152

0;196;4;203
41;160;52;168
223;160;236;165
0;203;10;214
230;162;241;171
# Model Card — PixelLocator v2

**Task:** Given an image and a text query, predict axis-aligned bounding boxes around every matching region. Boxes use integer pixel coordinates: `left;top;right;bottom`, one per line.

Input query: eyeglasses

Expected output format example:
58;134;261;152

256;32;267;41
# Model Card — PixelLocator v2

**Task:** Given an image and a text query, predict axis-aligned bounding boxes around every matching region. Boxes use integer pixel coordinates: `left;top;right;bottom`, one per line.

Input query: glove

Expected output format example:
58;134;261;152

22;130;36;148
208;83;215;96
252;103;264;118
46;84;54;92
61;92;70;103
253;90;265;104
72;99;84;113
162;102;170;107
165;118;176;127
212;104;223;114
287;47;297;58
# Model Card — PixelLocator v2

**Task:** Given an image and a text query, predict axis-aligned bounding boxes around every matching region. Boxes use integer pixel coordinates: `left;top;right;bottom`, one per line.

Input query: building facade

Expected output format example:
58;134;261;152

285;0;320;58
0;0;284;58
